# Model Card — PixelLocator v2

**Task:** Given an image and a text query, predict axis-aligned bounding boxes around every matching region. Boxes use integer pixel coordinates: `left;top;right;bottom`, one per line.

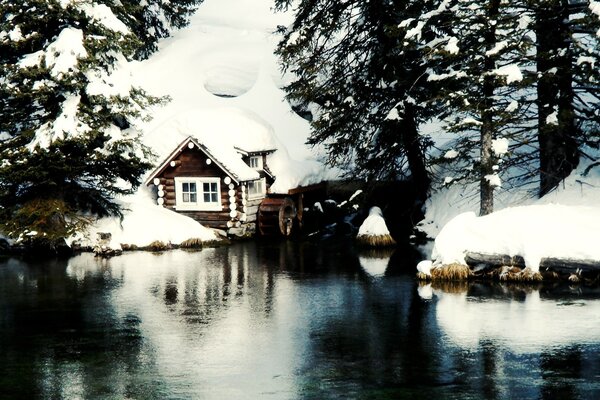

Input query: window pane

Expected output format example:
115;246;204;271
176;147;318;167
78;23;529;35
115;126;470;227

211;193;218;203
189;182;196;192
204;193;211;203
190;193;197;203
203;182;210;192
183;193;190;202
183;182;189;192
210;182;217;192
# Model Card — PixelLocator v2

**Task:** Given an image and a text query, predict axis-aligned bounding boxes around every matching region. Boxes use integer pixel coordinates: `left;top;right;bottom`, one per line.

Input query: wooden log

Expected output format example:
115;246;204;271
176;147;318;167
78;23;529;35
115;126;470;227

465;252;600;273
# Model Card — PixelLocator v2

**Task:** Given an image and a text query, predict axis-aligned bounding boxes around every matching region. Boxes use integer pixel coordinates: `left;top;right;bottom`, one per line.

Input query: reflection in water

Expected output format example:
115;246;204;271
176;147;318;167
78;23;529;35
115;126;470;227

0;243;599;399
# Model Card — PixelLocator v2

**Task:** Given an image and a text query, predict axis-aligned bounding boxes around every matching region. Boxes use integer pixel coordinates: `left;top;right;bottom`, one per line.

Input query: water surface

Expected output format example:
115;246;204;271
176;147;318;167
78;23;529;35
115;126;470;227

0;241;599;399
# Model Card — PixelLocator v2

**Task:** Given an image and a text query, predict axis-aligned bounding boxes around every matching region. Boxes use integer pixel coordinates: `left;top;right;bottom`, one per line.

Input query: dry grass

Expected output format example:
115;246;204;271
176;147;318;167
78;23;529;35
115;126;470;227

356;234;396;248
179;238;204;249
147;240;170;252
120;243;138;252
416;271;430;281
430;263;473;281
498;266;523;281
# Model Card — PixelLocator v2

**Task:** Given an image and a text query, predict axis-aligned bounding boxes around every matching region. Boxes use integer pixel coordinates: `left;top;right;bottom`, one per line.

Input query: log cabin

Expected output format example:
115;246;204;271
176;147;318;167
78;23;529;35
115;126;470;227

145;135;276;236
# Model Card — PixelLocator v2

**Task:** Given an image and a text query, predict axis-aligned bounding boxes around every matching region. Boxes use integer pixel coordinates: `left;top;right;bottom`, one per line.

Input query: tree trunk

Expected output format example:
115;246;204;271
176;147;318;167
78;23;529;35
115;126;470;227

536;0;579;197
401;102;430;204
480;0;501;216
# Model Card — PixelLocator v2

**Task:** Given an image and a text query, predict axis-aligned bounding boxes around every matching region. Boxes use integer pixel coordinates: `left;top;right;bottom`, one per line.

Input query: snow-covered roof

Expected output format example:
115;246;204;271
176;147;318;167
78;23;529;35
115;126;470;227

143;108;283;186
145;135;262;185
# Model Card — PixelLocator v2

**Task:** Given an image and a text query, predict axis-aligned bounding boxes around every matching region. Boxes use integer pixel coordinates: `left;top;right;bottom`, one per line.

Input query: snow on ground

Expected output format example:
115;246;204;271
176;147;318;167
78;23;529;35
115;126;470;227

420;157;600;272
71;189;219;249
82;0;336;247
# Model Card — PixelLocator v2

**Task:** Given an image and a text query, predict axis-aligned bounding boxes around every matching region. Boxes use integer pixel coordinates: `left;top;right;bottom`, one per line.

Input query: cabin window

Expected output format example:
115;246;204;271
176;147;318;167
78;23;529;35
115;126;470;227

182;182;197;203
247;178;265;199
203;182;219;203
174;177;222;211
248;156;262;170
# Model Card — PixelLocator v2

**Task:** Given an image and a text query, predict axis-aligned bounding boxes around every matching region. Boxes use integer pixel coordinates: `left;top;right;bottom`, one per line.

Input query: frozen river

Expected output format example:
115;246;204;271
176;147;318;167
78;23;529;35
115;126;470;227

0;241;599;399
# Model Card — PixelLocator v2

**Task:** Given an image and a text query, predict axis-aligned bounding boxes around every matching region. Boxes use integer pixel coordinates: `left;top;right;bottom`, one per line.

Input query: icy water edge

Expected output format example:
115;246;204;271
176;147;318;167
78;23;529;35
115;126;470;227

0;241;599;399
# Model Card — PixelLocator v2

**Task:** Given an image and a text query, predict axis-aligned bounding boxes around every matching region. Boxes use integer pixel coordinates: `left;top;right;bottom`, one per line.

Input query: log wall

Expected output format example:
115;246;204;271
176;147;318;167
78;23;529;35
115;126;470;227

151;146;264;232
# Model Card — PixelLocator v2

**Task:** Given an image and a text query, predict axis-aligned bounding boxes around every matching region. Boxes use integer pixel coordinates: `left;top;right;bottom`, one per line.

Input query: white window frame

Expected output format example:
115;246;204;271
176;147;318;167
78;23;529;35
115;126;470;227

247;178;266;200
174;177;222;211
248;156;263;170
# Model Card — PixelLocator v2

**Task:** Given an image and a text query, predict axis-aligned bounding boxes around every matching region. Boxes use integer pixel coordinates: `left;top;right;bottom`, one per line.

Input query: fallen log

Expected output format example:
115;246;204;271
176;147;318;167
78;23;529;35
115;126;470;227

465;252;600;274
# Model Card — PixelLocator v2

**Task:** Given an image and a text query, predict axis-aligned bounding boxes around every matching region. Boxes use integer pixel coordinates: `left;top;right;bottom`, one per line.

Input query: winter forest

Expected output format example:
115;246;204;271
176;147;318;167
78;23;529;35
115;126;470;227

1;0;600;250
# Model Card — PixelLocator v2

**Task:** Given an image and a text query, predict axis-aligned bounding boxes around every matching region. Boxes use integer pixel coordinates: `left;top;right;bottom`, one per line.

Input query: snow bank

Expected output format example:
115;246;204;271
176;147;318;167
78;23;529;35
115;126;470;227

73;189;219;249
421;154;600;270
431;205;600;271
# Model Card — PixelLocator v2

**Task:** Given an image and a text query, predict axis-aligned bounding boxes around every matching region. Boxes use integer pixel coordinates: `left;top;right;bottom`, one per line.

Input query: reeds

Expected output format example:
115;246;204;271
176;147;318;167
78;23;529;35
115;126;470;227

430;263;473;281
356;233;396;247
179;237;204;249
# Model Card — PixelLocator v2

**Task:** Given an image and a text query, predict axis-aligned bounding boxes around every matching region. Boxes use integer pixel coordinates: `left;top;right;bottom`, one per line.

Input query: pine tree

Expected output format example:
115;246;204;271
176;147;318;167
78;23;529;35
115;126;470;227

275;0;435;203
405;0;532;215
0;0;163;245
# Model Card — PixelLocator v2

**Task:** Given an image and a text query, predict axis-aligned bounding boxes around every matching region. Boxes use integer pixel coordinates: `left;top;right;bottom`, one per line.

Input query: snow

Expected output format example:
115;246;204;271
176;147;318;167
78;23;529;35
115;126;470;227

45;28;88;78
419;148;600;273
484;173;501;188
444;149;459;159
357;207;391;237
131;0;334;193
73;189;219;249
429;204;600;272
505;100;518;112
591;1;600;18
485;40;507;56
77;0;335;246
491;137;509;156
28;94;90;151
80;3;130;34
546;111;558;125
385;107;401;120
492;64;522;84
445;37;459;54
146;108;268;183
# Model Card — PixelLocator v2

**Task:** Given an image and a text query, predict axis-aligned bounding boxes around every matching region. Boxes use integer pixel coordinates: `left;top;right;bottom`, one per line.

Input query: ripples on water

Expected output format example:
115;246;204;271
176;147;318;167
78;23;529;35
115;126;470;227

0;241;599;399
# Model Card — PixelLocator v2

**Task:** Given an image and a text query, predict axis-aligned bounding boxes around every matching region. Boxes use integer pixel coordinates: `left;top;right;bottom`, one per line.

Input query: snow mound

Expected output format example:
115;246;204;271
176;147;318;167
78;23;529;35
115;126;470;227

431;204;600;271
74;189;219;249
357;207;391;237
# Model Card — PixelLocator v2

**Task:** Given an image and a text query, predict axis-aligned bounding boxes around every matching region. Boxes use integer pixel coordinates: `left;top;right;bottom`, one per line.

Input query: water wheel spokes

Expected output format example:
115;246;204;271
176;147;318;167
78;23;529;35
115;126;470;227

258;197;297;237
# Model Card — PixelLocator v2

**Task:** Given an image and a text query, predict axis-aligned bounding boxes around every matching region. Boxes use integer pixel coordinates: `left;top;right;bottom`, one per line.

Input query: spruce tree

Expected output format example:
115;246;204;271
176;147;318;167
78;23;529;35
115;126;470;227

275;0;435;203
403;0;532;215
0;0;163;245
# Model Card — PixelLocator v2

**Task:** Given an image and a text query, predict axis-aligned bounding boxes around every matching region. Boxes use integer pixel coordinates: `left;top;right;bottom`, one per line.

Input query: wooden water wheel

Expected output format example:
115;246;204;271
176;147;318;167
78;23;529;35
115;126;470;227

258;197;297;237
